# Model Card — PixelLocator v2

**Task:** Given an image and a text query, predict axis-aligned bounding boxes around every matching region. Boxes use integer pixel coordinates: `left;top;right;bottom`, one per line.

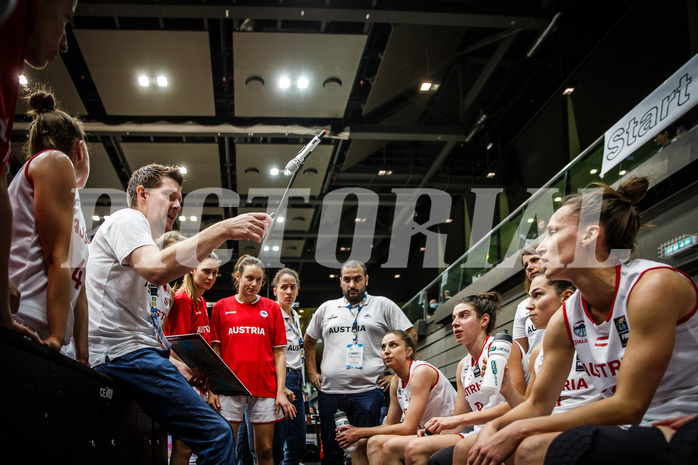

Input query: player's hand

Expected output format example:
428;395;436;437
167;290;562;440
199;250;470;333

208;392;221;412
277;393;297;419
336;425;360;448
285;387;296;402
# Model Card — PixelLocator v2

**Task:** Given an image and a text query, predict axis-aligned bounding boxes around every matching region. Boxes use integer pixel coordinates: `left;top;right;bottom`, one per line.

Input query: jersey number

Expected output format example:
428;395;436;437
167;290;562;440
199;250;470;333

72;259;86;290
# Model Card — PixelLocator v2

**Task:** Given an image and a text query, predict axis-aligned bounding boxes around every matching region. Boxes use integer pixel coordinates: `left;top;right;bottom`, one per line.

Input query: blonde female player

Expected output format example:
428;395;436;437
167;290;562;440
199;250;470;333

208;255;296;465
8;89;90;362
467;177;698;465
335;330;457;465
164;246;219;465
390;293;526;465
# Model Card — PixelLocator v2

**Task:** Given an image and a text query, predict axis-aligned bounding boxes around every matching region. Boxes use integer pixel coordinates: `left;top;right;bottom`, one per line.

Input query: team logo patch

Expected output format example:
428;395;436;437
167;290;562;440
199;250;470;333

614;316;629;348
260;310;268;318
573;320;587;337
363;313;372;319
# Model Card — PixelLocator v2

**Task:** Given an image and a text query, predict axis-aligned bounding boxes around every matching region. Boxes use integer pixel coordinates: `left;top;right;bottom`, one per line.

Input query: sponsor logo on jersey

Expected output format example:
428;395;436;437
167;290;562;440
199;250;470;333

228;326;266;335
472;362;481;378
363;313;372;319
260;310;268;318
225;311;237;314
575;355;585;372
573;320;587;337
614;316;629;348
197;326;210;334
327;314;338;320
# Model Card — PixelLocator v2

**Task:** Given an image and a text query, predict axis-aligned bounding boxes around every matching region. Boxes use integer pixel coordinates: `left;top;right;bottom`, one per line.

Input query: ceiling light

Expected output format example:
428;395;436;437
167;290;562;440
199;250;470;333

279;76;290;89
103;215;110;220
323;77;342;91
619;170;627;176
420;82;432;92
276;217;285;223
189;216;197;222
297;77;309;89
299;309;304;314
590;168;598;174
138;75;149;87
420;247;426;252
245;76;265;89
554;196;562;202
92;215;100;221
355;218;366;223
270;167;280;176
378;170;393;176
340;246;351;251
179;167;187;174
264;246;270;252
272;245;280;252
329;274;336;278
19;75;28;85
394;274;401;278
156;76;168;87
527;218;534;223
179;216;186;221
562;87;575;96
445;218;453;223
486;172;496;178
486;142;494;150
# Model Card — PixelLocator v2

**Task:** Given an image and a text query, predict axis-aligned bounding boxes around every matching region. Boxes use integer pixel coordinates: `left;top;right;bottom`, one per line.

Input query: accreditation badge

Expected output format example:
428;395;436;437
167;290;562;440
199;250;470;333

346;343;364;369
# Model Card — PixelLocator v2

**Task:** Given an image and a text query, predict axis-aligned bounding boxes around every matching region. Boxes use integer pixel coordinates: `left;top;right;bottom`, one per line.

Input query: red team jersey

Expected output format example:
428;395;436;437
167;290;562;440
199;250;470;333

211;296;286;398
0;0;36;173
165;290;211;343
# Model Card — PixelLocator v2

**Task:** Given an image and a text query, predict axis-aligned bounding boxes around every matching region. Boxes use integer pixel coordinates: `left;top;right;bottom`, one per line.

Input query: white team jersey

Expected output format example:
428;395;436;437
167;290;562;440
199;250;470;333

9;153;90;343
460;336;523;434
563;259;698;425
154;283;173;326
396;360;457;430
533;347;601;414
281;307;304;371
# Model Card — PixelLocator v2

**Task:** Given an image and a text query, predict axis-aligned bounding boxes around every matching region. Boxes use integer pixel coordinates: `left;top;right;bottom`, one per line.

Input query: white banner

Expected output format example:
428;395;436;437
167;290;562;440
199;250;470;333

602;54;698;177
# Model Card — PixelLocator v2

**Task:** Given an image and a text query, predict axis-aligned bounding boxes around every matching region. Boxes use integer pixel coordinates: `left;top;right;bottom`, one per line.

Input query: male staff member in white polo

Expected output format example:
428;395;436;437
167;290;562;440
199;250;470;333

304;260;417;465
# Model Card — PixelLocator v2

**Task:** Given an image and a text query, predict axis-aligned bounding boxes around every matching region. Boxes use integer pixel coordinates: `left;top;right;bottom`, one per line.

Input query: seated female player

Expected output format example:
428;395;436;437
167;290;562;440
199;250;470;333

467;177;698;465
9;89;90;362
387;292;526;465
336;330;457;465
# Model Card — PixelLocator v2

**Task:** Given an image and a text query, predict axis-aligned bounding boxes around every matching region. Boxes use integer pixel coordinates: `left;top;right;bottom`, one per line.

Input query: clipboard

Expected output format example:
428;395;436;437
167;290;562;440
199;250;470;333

166;333;250;396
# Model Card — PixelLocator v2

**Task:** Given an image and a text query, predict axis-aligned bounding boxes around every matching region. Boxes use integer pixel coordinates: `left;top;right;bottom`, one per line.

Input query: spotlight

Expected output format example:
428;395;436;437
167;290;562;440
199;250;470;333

179;167;187;174
270;167;280;176
420;82;432;92
19;75;28;85
297;77;309;89
486;172;496;178
138;76;150;87
279;76;290;89
156;76;168;87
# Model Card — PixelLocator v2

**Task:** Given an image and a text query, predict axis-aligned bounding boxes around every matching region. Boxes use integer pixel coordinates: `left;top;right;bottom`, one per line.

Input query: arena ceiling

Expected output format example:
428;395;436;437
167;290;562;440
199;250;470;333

11;0;665;314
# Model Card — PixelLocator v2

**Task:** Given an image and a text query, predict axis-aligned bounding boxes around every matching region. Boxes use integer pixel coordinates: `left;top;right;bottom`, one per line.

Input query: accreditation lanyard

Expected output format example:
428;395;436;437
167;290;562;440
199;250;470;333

148;283;171;351
284;310;306;384
345;294;367;369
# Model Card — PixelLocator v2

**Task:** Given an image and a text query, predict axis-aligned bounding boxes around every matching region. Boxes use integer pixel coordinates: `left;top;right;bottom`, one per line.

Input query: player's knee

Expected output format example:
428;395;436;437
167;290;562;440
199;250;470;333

515;435;543;465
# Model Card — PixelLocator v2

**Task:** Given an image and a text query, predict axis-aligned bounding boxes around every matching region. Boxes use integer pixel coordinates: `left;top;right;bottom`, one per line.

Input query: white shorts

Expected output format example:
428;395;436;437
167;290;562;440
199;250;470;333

219;396;284;424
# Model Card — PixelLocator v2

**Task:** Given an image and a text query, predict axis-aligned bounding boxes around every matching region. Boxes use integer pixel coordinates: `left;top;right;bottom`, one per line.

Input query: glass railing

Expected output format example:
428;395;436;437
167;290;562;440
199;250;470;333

402;132;679;323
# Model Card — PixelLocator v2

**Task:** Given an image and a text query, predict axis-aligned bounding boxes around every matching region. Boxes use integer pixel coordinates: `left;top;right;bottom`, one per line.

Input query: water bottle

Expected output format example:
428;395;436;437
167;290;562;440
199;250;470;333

334;410;356;453
480;330;513;396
